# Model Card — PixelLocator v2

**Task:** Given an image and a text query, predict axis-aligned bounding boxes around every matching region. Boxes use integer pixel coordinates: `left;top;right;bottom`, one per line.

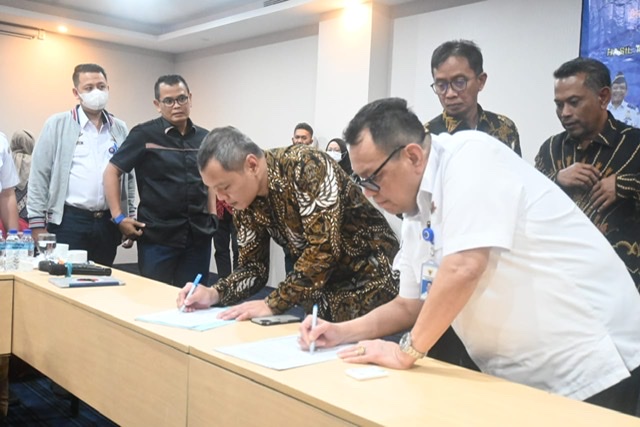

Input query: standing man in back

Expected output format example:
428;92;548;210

291;122;317;148
104;75;217;287
536;57;640;290
426;40;521;156
424;40;521;369
28;63;136;266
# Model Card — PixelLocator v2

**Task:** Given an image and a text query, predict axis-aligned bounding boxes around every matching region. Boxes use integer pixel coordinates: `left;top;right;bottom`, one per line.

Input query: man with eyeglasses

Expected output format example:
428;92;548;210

299;98;640;415
177;126;399;322
28;63;136;266
426;40;521;156
104;75;216;287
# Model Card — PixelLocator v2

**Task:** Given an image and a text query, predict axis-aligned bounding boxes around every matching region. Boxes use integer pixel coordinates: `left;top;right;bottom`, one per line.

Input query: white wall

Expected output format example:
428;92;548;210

0;33;174;140
390;0;583;163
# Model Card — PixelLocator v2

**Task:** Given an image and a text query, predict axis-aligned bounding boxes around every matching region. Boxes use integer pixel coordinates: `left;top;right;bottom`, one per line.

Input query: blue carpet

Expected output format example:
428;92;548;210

3;376;118;426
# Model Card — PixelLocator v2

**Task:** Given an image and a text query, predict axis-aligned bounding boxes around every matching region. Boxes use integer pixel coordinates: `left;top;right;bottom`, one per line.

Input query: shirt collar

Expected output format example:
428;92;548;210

441;104;486;133
162;117;195;135
75;105;112;130
565;111;617;148
407;135;443;220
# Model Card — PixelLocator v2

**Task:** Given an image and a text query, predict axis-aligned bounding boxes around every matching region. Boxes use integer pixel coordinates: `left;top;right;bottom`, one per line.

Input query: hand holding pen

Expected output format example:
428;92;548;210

178;274;203;312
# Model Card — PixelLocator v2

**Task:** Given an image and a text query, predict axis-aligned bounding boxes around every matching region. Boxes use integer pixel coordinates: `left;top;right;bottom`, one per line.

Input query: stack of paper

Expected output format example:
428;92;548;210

215;334;351;370
135;307;234;331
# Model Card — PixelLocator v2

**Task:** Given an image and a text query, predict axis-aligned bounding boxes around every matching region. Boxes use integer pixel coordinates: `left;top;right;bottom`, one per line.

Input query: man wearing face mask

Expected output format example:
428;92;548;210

28;63;136;266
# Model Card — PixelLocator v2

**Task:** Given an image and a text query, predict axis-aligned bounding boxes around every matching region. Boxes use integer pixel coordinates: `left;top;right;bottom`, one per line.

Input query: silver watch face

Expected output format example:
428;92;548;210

400;332;411;350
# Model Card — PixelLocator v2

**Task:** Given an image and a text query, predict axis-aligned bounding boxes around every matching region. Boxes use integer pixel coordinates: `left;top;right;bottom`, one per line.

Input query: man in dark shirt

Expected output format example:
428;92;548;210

426;40;521;156
536;57;640;291
104;75;216;287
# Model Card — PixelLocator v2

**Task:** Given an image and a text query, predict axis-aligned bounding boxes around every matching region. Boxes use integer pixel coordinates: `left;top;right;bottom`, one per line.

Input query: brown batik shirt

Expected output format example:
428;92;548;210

213;145;400;321
535;113;640;290
426;104;522;156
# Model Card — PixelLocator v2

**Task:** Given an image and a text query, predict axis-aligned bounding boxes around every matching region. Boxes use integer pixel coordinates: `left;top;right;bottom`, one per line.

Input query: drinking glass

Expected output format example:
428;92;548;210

37;233;57;260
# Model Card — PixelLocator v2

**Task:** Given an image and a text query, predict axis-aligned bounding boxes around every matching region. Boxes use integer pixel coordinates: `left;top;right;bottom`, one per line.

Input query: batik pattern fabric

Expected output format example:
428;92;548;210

426;105;522;156
213;145;400;322
535;114;640;290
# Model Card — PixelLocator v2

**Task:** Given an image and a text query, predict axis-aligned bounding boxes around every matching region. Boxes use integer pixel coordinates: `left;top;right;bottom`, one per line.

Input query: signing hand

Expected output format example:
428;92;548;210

339;339;417;370
556;163;601;190
176;282;218;312
590;174;617;211
298;315;344;351
218;300;273;321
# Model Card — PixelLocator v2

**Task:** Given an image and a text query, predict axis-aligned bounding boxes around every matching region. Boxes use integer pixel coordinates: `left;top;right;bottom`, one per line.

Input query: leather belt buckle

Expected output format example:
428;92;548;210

93;211;105;219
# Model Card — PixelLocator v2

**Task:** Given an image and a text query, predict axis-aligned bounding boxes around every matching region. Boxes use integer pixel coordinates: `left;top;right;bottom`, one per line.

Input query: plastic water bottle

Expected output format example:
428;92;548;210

19;229;34;271
5;229;21;271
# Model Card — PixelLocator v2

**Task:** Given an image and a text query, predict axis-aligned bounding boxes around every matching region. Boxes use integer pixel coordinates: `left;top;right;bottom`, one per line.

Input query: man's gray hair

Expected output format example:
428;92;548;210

197;126;264;172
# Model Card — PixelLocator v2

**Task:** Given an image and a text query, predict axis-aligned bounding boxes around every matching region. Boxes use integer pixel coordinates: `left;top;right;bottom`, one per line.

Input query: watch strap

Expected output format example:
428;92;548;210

112;213;126;225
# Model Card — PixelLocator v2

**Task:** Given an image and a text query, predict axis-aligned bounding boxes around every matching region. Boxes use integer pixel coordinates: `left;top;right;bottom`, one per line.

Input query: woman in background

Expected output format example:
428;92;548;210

325;137;352;175
10;130;35;229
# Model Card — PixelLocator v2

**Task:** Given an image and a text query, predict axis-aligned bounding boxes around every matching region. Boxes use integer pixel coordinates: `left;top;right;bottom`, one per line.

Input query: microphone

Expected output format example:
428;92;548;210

39;260;112;276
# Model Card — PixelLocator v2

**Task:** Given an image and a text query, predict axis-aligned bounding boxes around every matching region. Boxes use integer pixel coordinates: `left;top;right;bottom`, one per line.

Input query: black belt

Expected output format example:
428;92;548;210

64;204;110;219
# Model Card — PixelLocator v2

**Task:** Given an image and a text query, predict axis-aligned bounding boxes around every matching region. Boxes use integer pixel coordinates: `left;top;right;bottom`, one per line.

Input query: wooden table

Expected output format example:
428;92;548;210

5;270;640;426
186;325;640;427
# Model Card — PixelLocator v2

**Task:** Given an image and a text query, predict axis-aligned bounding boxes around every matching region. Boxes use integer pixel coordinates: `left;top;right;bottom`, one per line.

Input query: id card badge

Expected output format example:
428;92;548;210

420;222;438;300
420;259;438;300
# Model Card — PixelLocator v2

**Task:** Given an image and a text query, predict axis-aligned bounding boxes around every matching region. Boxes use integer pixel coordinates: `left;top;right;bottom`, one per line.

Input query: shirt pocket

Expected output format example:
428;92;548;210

73;142;91;158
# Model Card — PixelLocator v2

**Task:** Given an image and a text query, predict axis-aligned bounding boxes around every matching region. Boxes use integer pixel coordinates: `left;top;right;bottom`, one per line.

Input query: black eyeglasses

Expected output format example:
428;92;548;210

430;77;469;95
352;145;406;192
159;94;189;107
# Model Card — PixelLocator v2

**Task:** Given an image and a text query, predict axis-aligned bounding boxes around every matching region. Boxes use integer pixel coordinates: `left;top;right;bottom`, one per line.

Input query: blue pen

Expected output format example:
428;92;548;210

180;273;203;312
309;304;318;354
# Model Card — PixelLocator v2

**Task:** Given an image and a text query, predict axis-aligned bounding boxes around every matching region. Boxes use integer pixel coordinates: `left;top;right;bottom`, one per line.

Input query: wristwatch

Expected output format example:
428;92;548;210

399;332;426;359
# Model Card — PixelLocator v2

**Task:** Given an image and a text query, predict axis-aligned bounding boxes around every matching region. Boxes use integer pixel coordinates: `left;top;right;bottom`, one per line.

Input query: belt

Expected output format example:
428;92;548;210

64;204;110;219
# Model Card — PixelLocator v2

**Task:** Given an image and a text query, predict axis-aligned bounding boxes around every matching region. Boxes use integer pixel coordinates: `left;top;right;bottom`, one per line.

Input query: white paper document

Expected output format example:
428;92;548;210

135;307;234;331
215;334;351;370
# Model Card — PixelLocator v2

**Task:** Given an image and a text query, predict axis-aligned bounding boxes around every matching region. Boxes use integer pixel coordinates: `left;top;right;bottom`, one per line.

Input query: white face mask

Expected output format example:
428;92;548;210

327;151;342;162
79;88;109;111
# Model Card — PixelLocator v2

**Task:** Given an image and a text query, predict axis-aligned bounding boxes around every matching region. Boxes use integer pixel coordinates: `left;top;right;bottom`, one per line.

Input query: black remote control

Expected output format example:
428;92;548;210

39;260;112;276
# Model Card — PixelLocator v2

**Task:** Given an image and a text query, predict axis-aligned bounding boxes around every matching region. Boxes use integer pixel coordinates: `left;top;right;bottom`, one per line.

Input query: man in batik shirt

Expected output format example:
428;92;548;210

178;126;399;322
536;57;640;290
426;40;521;156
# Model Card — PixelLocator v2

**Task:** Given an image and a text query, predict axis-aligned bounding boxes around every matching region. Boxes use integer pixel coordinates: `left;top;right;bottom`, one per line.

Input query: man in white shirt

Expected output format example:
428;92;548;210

299;98;640;415
0;132;19;232
28;63;135;266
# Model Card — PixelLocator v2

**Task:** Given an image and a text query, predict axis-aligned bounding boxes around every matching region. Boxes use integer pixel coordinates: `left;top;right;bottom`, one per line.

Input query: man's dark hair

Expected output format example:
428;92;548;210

72;64;107;87
294;122;314;137
343;98;426;154
154;75;190;100
553;57;611;93
198;126;264;172
431;40;483;76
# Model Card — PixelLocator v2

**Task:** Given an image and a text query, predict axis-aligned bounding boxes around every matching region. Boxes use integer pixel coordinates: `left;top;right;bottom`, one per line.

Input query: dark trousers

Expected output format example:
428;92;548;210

48;205;121;266
213;210;238;279
137;231;212;287
585;365;640;416
428;326;480;371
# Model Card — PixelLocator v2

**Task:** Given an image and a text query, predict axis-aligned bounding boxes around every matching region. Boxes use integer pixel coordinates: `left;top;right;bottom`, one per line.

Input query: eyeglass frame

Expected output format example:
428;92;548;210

430;76;471;95
159;94;190;107
352;145;407;192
